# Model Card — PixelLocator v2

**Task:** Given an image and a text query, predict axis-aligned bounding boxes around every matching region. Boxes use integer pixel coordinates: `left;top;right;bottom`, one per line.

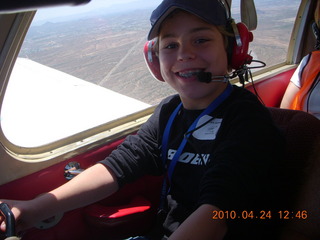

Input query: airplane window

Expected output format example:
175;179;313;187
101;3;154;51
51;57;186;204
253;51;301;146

231;0;301;67
1;0;301;148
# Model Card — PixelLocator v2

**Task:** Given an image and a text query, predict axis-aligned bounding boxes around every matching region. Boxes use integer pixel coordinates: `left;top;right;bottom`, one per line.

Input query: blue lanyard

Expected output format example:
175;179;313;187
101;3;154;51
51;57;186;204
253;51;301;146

161;83;233;182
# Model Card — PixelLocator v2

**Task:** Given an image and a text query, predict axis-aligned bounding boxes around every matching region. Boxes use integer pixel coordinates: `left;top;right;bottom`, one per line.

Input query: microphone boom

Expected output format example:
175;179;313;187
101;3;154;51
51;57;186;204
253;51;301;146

197;72;229;83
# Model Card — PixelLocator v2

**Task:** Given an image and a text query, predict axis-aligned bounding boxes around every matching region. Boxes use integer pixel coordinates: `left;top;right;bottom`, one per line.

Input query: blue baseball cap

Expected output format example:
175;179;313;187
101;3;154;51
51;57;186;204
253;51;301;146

148;0;229;40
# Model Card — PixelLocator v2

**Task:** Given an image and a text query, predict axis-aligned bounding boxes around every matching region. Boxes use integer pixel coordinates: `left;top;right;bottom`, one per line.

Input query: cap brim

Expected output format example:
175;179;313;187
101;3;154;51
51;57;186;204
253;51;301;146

148;6;178;40
147;0;228;40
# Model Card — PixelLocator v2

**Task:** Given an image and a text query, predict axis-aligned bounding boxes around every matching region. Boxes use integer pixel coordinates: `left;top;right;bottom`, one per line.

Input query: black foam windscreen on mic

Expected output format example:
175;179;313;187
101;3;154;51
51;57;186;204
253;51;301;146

197;72;213;83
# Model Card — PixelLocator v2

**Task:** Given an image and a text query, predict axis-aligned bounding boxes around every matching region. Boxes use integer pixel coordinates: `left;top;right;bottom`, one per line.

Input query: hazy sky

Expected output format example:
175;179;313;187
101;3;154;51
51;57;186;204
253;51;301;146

34;0;162;25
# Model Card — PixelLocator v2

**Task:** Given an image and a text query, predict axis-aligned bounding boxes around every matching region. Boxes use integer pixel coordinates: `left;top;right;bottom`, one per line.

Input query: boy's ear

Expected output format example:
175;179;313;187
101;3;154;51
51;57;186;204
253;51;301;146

143;40;164;81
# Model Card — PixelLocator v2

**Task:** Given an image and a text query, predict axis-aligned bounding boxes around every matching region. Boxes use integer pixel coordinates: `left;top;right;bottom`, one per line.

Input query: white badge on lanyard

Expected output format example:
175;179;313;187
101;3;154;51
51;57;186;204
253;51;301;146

192;115;222;140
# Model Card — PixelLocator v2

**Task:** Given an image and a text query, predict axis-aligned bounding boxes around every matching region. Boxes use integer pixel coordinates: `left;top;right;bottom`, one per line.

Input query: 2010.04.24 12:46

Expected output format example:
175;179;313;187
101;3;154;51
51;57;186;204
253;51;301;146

212;210;308;220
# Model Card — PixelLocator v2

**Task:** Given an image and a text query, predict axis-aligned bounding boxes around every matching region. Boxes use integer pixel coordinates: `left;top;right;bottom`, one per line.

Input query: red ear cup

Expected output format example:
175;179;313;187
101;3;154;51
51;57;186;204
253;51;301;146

231;22;254;70
143;40;164;81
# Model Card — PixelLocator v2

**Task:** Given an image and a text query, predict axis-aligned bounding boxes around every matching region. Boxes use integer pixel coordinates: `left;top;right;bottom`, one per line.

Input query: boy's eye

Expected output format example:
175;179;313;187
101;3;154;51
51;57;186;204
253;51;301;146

195;38;209;44
165;43;178;49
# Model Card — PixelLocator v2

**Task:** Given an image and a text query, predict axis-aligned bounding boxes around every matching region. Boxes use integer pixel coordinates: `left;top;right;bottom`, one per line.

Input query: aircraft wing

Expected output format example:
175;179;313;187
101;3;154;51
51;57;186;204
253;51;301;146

1;58;150;147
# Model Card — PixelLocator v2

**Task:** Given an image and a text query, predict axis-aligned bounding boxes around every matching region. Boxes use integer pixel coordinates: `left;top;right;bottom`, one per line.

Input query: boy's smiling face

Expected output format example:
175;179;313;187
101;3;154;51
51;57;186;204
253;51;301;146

158;10;229;110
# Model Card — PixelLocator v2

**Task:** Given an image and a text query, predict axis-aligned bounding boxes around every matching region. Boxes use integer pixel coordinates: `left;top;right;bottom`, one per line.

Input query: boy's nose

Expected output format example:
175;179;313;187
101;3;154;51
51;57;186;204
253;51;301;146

177;45;196;61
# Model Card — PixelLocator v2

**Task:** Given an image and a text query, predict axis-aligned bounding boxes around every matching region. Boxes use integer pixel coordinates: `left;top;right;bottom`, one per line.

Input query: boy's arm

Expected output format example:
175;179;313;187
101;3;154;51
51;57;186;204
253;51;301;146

0;163;118;232
168;204;227;240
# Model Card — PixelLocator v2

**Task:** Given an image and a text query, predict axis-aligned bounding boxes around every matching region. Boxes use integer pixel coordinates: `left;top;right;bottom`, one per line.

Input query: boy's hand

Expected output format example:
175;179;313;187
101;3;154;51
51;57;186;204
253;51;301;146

0;200;29;234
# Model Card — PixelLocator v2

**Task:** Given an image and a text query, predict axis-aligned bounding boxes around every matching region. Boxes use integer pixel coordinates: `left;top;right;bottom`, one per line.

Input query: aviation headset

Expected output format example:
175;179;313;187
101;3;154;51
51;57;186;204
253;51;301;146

143;0;254;82
312;0;320;50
